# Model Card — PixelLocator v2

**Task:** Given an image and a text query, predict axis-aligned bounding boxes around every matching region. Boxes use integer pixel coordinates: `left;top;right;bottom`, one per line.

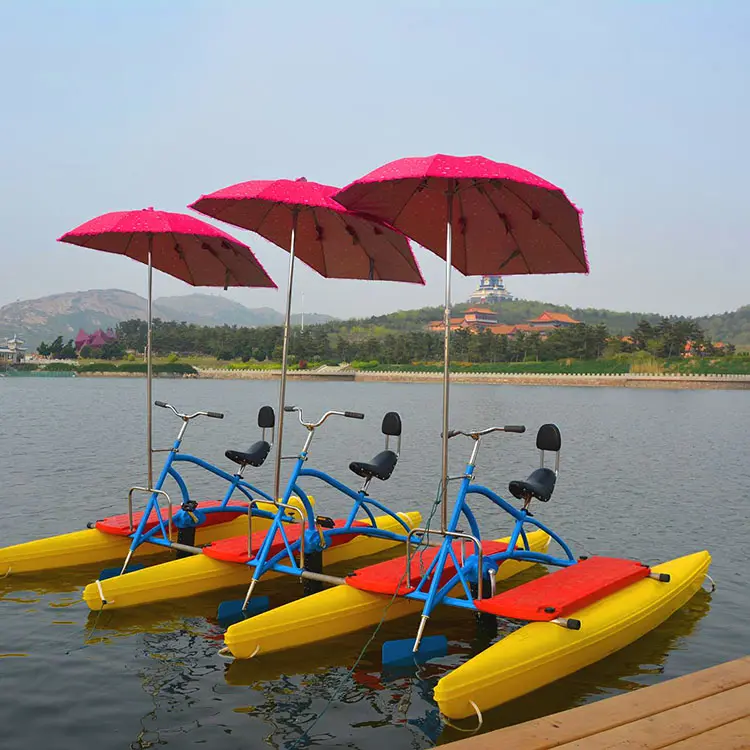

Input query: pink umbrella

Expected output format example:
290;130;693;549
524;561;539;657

190;177;424;499
334;154;588;532
58;208;276;489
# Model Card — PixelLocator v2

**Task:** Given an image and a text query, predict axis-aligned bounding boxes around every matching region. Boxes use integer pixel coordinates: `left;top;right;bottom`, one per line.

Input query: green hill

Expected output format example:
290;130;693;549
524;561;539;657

325;300;664;336
697;305;750;347
323;299;749;346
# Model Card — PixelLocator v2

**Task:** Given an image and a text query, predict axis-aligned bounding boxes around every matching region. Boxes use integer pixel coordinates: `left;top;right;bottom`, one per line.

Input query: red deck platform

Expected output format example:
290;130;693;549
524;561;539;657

95;500;248;537
202;519;368;564
474;556;650;621
346;540;511;596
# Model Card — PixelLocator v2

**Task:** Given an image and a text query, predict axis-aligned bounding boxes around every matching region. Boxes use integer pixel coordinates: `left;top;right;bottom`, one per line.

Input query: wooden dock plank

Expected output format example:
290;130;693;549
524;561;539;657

664;716;750;749
553;683;750;749
446;657;750;750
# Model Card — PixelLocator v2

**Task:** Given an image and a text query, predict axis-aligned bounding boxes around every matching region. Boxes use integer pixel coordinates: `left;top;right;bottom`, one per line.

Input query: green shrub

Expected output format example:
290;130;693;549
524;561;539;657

44;362;75;372
78;362;119;372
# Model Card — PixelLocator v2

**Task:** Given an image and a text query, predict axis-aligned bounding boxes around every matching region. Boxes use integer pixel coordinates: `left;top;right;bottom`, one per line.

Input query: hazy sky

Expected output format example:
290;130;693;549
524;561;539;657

1;1;747;319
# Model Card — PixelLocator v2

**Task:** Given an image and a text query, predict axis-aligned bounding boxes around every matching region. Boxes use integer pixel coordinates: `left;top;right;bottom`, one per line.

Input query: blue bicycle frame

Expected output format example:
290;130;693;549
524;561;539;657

244;408;413;588
399;429;576;646
122;410;278;562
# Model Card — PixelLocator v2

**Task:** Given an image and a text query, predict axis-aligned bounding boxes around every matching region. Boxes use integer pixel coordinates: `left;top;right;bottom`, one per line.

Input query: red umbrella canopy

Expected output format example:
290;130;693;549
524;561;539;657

58;208;276;289
333;154;588;277
189;178;424;284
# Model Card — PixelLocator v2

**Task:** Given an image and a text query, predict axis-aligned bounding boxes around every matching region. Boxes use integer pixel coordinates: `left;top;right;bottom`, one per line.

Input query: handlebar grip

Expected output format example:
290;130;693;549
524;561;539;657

206;411;224;419
446;430;460;438
504;425;526;433
344;411;365;420
154;401;168;408
284;406;297;412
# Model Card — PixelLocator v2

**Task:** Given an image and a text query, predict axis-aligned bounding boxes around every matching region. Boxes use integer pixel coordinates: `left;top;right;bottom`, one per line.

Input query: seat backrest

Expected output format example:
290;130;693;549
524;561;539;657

381;411;402;455
382;412;402;436
257;405;275;445
536;423;561;452
258;406;275;429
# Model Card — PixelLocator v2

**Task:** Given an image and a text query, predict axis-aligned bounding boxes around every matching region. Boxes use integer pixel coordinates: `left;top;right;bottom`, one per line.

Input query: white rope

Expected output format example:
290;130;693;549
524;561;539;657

1;566;10;579
440;700;483;734
704;573;716;592
95;579;112;605
218;643;258;660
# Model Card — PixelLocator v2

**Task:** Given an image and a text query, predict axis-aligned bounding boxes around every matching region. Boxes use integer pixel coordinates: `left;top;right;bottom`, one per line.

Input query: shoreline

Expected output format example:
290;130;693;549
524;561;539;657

65;369;750;389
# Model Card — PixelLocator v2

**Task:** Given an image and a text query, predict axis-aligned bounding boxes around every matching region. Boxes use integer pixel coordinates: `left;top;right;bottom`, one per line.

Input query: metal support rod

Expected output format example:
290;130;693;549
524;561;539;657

120;549;134;576
241;578;258;611
413;614;429;653
404;527;483;598
441;188;454;532
147;235;154;490
170;542;202;555
298;570;346;586
246;499;257;559
127;486;172;533
273;210;299;503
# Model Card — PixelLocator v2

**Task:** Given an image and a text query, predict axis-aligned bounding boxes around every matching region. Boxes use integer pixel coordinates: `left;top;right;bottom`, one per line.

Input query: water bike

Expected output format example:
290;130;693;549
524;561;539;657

82;404;421;611
221;421;712;721
0;401;305;578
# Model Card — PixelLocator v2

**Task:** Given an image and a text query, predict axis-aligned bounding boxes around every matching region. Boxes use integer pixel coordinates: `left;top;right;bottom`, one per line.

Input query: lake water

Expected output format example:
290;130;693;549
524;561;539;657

0;378;747;749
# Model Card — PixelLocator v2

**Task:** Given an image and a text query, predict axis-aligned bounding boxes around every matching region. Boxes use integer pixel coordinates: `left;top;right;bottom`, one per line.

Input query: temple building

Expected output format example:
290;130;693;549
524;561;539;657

427;307;498;333
526;312;581;330
427;310;581;338
468;275;513;305
75;328;117;352
0;335;27;364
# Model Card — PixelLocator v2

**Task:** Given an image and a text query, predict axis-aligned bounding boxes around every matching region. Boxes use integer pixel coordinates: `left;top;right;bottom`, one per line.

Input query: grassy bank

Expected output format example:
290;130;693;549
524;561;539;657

18;351;750;376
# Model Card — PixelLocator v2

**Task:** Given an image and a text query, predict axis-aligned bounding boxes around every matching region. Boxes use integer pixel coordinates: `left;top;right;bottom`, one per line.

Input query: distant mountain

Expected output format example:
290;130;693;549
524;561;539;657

3;288;748;352
0;289;333;349
153;294;332;328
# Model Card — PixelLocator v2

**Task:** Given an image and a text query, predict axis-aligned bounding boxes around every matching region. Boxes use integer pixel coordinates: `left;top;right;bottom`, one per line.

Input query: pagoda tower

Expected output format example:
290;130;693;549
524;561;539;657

468;275;513;304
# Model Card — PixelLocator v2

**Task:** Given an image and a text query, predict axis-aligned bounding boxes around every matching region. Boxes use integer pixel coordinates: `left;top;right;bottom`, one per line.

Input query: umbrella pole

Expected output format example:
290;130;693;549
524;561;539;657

440;189;454;533
273;210;299;504
147;235;154;491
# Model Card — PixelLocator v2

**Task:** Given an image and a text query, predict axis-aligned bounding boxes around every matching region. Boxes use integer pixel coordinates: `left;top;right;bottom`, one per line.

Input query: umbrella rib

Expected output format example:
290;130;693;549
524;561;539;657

177;234;199;286
338;213;376;279
455;190;469;273
382;229;412;282
378;180;426;230
313;207;329;278
497;183;583;267
201;239;233;286
122;231;137;258
475;185;532;273
396;230;425;283
253;201;282;246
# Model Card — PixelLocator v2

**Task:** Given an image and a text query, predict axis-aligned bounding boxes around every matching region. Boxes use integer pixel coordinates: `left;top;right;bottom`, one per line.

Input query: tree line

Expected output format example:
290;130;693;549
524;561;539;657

100;316;733;365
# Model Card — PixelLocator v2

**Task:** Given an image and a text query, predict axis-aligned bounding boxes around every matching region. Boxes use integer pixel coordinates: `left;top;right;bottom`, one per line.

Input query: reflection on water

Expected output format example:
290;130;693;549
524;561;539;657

0;379;745;748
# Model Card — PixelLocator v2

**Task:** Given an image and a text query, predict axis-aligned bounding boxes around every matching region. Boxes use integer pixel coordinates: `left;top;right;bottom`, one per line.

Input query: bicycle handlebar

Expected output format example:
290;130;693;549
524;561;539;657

447;425;525;439
284;405;365;429
154;400;224;420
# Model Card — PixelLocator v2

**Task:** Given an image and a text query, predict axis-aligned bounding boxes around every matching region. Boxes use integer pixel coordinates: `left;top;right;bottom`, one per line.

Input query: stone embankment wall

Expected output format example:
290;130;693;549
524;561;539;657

193;368;750;389
354;371;750;389
70;368;750;389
